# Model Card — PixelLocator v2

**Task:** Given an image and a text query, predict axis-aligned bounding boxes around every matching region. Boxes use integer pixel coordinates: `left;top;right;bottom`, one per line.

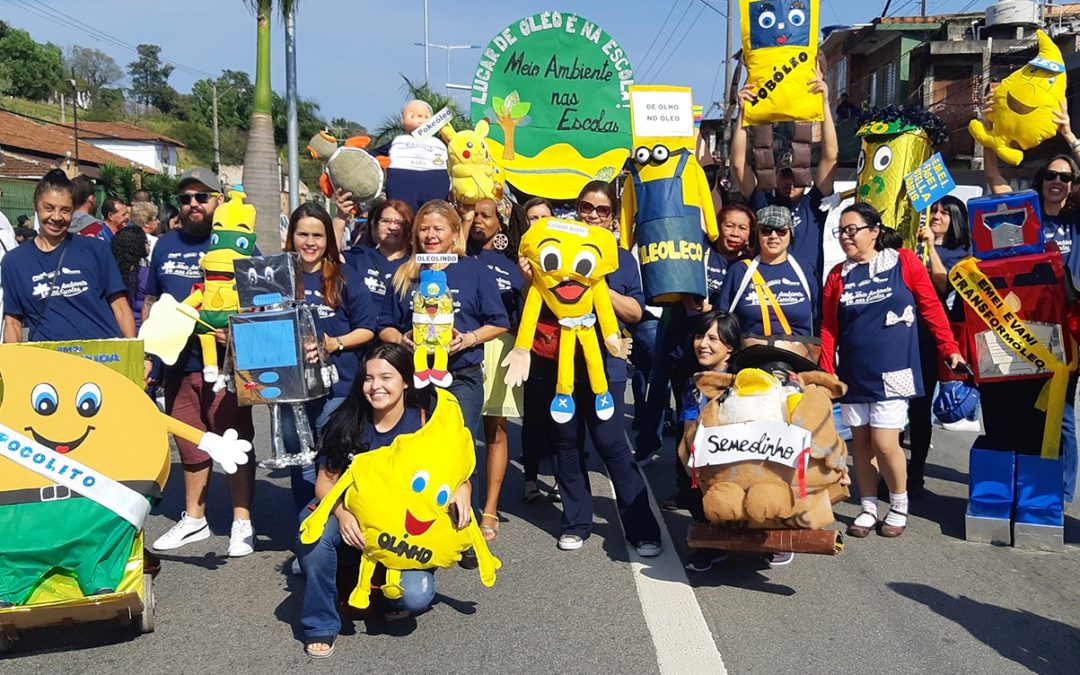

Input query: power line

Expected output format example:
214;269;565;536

639;1;696;78
696;0;727;17
636;1;681;77
644;3;709;81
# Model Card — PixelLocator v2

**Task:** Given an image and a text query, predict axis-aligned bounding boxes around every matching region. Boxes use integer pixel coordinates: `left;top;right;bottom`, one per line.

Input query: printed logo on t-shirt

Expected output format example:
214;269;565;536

744;279;807;307
161;253;204;279
363;268;388;297
305;289;337;320
488;264;514;293
31;268;89;300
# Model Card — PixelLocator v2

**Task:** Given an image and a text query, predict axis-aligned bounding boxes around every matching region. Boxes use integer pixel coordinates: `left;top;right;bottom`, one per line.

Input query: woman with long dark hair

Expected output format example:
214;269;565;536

281;203;378;509
110;225;151;331
296;343;471;658
819;203;964;539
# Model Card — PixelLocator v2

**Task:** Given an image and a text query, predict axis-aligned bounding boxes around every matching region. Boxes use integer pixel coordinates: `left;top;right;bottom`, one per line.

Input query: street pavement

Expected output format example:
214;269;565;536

3;401;1079;674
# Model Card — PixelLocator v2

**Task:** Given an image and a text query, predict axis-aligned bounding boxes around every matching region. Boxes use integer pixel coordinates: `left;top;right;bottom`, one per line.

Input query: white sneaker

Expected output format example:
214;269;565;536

940;418;982;432
228;519;255;557
152;512;210;551
557;534;584;551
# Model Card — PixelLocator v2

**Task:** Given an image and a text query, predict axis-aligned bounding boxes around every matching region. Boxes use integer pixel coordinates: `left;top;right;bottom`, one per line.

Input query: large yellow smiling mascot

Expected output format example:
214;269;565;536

502;218;626;423
0;347;250;606
298;388;500;609
969;30;1067;166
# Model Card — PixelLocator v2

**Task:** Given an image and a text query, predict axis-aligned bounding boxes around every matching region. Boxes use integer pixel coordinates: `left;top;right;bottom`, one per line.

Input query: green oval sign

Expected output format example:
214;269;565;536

469;11;634;199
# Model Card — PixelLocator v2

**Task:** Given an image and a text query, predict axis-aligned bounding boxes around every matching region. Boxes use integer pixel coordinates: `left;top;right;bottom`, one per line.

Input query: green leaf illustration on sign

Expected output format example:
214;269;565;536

469;11;634;199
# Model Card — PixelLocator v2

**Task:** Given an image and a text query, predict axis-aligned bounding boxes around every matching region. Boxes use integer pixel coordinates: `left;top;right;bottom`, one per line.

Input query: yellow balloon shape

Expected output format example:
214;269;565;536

969;30;1067;166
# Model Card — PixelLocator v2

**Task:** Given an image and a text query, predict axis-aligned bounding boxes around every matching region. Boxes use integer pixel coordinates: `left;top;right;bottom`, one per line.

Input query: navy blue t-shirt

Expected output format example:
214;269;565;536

1;234;125;341
144;229;209;373
362;406;424;453
706;252;741;310
300;266;378;398
719;258;817;338
1042;209;1079;292
475;248;524;326
749;186;828;284
601;247;646;383
387;255;510;371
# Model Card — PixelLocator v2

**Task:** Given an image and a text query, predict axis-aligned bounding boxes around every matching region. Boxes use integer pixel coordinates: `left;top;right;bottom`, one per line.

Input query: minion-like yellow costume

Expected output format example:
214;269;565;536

855;107;948;248
969;30;1067;166
502;218;626;423
299;388;500;609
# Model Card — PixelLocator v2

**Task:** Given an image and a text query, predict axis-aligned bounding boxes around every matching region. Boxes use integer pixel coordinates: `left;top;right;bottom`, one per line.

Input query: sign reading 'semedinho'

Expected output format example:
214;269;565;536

691;421;812;469
469;11;634;199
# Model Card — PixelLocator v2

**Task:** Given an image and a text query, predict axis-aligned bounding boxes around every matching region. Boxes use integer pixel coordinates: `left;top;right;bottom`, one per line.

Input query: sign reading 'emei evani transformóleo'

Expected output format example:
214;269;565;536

469;11;634;199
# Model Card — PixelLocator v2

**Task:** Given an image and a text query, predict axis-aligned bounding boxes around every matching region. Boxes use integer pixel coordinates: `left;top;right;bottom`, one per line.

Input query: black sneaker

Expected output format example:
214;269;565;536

458;548;479;570
685;548;728;572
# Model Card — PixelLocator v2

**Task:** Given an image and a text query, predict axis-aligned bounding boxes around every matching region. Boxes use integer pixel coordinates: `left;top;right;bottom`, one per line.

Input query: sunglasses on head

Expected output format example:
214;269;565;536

1044;170;1075;184
578;201;613;219
759;224;790;236
177;192;220;206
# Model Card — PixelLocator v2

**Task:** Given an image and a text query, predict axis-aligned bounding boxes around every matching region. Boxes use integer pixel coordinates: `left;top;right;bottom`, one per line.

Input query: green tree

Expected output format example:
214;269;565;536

0;29;64;101
242;0;297;252
65;46;123;94
127;44;177;112
371;75;469;146
180;69;253;129
85;87;126;121
328;116;368;138
271;91;322;147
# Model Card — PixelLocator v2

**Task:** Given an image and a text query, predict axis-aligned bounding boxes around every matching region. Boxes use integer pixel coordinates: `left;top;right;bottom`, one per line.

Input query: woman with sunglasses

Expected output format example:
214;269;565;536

717;205;817;359
345;199;414;310
983;103;1080;503
518;180;662;555
819;203;965;539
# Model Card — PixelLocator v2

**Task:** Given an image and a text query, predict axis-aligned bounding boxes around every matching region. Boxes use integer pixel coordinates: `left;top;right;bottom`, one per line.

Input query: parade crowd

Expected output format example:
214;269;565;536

3;85;1079;659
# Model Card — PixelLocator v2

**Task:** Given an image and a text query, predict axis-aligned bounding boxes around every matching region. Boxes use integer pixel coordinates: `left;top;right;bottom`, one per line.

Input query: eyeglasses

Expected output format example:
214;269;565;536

177;192;221;206
1044;170;1076;184
378;217;407;227
578;201;613;219
759;225;790;237
833;224;872;238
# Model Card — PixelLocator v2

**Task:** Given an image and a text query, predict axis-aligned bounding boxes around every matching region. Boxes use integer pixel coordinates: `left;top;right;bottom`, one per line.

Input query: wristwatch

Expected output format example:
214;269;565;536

335;337;344;352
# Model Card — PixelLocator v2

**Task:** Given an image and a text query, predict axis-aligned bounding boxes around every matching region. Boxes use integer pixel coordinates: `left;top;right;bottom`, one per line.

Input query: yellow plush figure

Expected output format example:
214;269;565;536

0;346;250;606
412;268;454;389
298;388;500;609
438;120;506;206
621;85;719;304
502;218;625;423
740;0;822;126
969;30;1067;166
856;107;947;248
180;189;256;383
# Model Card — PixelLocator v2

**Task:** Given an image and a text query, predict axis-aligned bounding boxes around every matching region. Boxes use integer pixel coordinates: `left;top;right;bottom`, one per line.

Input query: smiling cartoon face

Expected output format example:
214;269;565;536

856;127;932;230
749;0;811;49
202;190;256;276
0;347;171;496
520;218;619;319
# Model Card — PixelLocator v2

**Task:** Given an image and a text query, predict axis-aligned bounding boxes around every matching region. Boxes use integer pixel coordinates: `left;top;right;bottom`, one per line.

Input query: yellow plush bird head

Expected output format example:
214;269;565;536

520;217;619;319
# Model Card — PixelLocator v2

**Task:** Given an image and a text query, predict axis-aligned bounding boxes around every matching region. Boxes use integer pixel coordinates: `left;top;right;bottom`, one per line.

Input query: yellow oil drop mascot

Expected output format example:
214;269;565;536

299;388;500;609
969;29;1067;166
0;347;250;606
502;217;626;423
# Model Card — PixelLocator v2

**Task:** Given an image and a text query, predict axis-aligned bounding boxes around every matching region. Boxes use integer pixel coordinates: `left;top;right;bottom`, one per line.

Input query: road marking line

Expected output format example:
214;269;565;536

605;472;728;675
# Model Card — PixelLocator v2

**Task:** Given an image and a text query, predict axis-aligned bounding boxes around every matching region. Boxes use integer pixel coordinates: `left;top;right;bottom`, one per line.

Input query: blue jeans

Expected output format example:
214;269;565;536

1063;394;1076;502
629;317;660;433
447;366;484;444
281;397;345;514
635;308;687;456
296;511;436;641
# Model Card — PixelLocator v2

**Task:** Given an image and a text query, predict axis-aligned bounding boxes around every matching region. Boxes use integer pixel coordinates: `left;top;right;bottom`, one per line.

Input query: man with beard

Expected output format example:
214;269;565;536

143;168;257;558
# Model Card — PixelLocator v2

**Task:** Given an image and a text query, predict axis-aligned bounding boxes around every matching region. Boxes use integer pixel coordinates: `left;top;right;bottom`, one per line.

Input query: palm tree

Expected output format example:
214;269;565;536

370;75;471;147
241;0;295;253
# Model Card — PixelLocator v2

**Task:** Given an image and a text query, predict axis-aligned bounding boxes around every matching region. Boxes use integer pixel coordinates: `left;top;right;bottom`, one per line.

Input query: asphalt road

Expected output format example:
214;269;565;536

3;400;1079;674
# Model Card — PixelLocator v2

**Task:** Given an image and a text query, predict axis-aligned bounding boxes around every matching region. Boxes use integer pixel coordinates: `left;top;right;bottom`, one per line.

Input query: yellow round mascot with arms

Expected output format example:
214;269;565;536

298;388;500;609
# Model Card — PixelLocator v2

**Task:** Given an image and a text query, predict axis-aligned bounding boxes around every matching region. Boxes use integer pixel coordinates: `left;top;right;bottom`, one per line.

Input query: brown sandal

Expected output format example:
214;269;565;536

878;511;907;538
845;510;878;539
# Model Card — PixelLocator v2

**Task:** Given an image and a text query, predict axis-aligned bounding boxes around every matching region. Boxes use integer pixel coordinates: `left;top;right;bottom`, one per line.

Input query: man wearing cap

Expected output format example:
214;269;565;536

731;72;838;288
144;168;257;558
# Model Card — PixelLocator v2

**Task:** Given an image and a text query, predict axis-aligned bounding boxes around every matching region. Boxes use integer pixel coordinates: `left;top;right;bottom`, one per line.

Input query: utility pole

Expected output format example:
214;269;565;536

285;5;300;212
211;81;221;175
423;0;430;84
70;79;80;169
415;42;481;93
921;0;927;17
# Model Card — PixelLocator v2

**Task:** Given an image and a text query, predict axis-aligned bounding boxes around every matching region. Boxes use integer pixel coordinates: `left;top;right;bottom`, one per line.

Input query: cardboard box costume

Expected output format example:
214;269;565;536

299;388;500;609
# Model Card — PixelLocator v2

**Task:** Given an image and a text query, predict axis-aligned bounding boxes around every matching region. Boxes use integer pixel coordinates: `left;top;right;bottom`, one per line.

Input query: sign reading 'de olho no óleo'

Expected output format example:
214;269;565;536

469;11;634;200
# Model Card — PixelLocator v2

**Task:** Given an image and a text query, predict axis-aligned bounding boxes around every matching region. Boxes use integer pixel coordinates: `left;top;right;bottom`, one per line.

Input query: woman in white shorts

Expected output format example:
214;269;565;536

818;204;965;539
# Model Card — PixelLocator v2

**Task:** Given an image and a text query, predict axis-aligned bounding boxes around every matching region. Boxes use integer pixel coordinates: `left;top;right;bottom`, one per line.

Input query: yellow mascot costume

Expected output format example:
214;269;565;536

969;29;1067;166
740;0;822;126
298;388;500;609
502;218;626;423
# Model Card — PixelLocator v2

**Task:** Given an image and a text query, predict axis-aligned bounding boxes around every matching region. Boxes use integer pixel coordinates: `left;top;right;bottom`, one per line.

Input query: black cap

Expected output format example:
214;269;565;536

730;344;821;375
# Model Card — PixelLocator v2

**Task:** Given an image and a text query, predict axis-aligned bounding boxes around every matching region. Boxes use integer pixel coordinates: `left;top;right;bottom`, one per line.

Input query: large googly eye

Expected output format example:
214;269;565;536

872;146;893;172
634;146;651;164
211;234;220;245
435;484;451;507
31;383;58;416
410;470;430;493
651;145;670;163
572;250;597;278
264;267;275;282
75;383;102;418
788;8;806;26
236;237;250;250
247;268;258;285
758;10;776;29
856;149;866;175
540;245;562;273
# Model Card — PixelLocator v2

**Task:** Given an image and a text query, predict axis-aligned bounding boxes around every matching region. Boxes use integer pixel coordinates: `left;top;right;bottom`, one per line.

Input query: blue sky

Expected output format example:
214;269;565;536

3;0;994;128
